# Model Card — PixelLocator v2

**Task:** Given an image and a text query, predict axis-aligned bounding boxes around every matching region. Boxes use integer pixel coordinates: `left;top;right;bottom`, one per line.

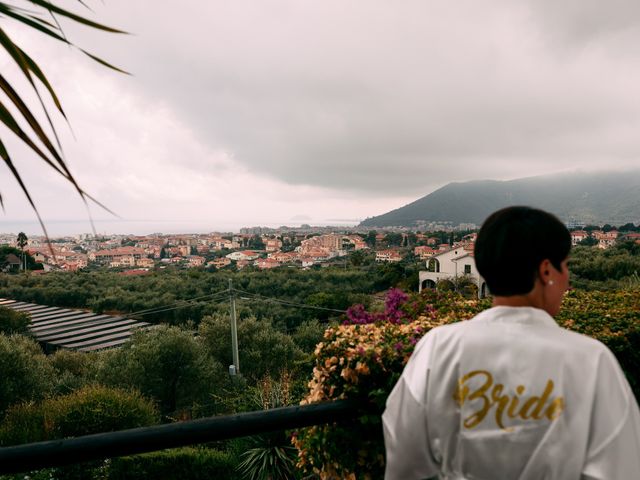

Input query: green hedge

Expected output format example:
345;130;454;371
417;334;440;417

108;447;239;480
0;385;158;446
0;306;30;335
0;334;54;415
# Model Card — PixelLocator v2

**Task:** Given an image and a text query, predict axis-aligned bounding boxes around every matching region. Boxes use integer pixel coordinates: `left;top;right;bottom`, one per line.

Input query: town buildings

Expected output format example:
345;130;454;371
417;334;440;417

3;220;636;276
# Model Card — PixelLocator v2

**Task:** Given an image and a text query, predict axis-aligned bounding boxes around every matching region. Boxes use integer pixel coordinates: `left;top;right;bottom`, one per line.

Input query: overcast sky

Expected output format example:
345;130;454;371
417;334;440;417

2;0;640;235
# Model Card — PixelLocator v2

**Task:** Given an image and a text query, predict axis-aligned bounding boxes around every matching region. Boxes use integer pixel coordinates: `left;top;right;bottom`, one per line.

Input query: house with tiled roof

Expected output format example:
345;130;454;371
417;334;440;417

375;249;402;263
236;259;252;269
570;230;589;246
110;255;136;268
265;238;283;252
414;246;437;259
255;258;280;269
2;253;21;272
90;246;146;264
300;257;316;268
136;257;155;268
268;251;300;263
620;232;640;244
418;243;487;298
207;257;231;269
226;250;261;261
187;255;206;267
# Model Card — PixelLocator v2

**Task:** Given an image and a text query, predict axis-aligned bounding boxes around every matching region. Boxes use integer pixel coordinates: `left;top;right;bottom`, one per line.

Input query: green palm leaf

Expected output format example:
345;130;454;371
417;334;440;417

0;0;127;241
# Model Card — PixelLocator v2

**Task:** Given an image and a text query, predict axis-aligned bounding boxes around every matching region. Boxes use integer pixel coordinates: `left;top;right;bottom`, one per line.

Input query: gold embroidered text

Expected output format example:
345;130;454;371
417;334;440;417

452;370;565;430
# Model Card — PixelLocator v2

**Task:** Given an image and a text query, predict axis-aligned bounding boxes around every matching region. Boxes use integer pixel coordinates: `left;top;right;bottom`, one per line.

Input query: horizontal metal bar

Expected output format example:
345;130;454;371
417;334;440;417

0;400;368;474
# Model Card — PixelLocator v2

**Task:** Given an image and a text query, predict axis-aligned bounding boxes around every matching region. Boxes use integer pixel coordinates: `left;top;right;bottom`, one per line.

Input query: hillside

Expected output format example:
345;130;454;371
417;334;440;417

359;170;640;227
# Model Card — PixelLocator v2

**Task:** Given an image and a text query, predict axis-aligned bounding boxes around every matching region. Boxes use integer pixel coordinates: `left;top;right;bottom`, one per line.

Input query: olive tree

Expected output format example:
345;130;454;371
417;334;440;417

0;333;54;414
97;325;225;416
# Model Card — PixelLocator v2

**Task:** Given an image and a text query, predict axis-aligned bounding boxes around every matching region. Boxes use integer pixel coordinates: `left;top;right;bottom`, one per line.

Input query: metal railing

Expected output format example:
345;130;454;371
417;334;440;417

0;400;371;474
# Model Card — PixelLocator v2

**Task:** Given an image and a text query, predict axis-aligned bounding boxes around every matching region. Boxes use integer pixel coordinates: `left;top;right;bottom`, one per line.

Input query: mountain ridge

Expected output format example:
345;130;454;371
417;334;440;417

359;170;640;227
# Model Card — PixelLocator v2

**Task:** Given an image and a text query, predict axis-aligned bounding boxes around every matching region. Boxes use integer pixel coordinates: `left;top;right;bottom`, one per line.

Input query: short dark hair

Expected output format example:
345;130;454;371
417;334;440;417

475;206;571;296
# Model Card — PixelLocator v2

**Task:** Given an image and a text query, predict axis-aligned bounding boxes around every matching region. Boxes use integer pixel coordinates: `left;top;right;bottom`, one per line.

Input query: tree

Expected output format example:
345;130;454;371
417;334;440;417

1;1;125;237
248;235;265;250
97;325;225;416
349;249;365;267
364;230;377;247
0;385;157;447
578;236;598;247
16;231;27;250
0;334;55;414
49;348;96;395
16;231;27;271
383;232;403;247
0;306;30;335
199;315;303;383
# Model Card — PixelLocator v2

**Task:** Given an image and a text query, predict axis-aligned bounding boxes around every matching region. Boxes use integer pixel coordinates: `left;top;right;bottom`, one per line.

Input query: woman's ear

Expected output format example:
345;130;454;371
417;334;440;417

538;259;552;285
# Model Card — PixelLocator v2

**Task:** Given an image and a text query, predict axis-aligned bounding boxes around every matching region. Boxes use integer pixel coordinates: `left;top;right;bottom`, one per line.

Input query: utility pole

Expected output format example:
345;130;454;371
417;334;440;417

228;278;240;375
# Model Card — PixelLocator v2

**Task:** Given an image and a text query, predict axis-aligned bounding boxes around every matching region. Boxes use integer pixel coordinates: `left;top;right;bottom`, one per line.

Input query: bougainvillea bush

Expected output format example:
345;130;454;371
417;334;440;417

293;288;640;479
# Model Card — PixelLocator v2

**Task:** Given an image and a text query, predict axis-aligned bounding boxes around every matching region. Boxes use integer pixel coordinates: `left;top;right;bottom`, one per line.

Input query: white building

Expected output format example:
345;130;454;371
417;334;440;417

418;244;487;298
226;250;260;261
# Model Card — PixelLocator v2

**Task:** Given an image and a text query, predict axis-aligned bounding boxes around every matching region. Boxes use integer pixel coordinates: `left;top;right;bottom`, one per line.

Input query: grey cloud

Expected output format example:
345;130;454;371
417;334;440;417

527;0;640;47
60;0;640;198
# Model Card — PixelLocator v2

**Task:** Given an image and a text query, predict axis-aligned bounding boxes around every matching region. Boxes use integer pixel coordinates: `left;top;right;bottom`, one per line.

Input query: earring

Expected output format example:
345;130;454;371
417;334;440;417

548;280;554;286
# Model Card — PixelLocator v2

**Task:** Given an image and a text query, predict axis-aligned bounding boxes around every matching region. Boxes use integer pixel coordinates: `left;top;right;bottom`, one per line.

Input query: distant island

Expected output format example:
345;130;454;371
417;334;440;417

360;170;640;228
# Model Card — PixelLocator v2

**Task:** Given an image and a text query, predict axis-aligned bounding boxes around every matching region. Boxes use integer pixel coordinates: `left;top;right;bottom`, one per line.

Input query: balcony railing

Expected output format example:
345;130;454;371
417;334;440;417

0;400;372;474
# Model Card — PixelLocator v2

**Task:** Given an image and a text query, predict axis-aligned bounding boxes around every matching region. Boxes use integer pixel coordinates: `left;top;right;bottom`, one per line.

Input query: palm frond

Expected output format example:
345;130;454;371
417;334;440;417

27;0;126;33
0;4;68;41
0;0;127;241
0;139;53;254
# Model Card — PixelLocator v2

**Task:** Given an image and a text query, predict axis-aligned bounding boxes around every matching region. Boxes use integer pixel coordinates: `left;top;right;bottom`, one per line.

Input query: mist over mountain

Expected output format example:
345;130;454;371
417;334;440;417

359;170;640;228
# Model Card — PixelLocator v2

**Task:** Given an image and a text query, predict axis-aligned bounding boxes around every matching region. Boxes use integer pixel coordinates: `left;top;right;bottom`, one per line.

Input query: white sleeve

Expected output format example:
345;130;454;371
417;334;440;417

382;336;439;480
581;350;640;480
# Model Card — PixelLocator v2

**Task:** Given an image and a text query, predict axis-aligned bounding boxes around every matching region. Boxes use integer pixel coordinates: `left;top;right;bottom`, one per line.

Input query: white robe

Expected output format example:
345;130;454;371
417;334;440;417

382;306;640;480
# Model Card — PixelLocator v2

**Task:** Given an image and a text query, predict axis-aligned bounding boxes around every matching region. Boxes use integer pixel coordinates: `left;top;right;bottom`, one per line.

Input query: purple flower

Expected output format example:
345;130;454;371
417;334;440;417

385;288;409;324
344;304;376;325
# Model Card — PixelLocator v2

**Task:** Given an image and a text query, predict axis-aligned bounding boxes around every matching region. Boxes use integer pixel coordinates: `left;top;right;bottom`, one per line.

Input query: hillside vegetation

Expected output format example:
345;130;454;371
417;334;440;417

361;170;640;227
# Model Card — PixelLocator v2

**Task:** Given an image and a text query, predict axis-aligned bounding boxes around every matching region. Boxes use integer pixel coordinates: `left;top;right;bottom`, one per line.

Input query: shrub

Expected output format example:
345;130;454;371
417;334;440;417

0;385;157;480
51;384;158;438
0;306;30;335
0;401;48;446
293;314;449;479
49;349;97;395
199;315;304;383
555;289;640;397
0;385;157;446
0;334;54;414
237;439;298;480
107;447;239;480
97;325;225;417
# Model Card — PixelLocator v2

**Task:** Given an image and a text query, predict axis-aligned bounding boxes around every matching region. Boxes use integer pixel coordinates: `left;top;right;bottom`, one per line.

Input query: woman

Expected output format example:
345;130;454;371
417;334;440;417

382;206;640;479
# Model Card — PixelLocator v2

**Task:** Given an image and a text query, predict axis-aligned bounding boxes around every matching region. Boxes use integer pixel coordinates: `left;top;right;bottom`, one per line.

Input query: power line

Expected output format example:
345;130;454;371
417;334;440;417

231;287;347;314
127;289;229;317
123;285;347;322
